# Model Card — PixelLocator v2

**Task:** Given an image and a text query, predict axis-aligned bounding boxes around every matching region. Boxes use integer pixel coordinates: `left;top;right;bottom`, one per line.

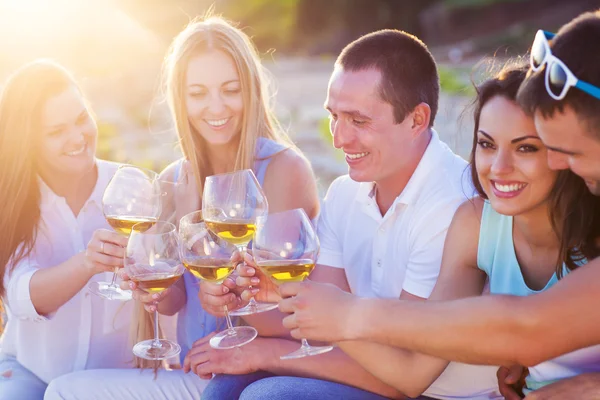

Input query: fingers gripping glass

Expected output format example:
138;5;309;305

179;211;258;349
89;165;162;301
202;169;277;315
125;221;184;360
253;209;334;359
530;30;600;101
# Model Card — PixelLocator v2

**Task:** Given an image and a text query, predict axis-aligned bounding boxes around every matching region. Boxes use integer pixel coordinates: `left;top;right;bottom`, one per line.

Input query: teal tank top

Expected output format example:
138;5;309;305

174;137;288;363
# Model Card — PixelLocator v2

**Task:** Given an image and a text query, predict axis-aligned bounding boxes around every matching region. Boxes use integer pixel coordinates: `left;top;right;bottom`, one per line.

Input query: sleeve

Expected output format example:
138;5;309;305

4;249;51;322
316;178;345;269
401;200;461;299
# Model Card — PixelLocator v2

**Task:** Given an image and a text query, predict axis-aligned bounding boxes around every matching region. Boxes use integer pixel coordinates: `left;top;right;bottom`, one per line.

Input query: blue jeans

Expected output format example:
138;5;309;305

0;355;47;400
202;372;397;400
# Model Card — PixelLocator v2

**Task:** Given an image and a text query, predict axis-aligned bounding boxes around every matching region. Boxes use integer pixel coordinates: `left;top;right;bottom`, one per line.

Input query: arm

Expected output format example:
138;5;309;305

303;200;488;397
7;229;128;317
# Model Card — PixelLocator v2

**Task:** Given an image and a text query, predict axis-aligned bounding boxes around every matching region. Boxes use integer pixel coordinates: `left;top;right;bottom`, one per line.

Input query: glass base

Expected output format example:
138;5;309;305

229;301;278;316
280;344;334;360
88;281;133;301
210;326;258;349
133;339;181;361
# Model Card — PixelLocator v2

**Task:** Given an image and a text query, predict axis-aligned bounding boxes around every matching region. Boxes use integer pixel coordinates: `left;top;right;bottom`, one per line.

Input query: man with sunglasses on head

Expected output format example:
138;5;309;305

279;9;600;400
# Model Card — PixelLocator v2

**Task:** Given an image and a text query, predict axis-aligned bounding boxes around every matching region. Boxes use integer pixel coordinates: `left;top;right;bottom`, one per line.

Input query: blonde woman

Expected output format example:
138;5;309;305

45;16;319;399
0;60;133;400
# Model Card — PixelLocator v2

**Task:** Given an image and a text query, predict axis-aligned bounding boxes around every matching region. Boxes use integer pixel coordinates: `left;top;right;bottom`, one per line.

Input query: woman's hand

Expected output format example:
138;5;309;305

235;252;281;303
83;229;128;275
118;270;174;312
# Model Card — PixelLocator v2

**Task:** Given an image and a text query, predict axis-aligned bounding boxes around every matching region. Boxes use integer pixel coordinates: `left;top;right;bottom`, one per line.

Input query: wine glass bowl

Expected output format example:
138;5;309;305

179;211;258;349
125;221;184;360
253;208;333;360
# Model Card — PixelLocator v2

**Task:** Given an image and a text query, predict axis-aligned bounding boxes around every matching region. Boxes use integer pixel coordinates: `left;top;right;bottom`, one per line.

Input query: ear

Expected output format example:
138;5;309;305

410;102;431;137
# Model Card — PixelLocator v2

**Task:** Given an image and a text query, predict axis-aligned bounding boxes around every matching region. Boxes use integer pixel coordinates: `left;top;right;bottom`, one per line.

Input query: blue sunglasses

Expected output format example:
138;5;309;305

530;30;600;101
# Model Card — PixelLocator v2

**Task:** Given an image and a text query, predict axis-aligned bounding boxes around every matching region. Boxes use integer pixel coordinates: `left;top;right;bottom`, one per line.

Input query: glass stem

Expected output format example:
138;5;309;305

152;309;161;347
300;338;311;349
109;268;119;287
224;305;237;336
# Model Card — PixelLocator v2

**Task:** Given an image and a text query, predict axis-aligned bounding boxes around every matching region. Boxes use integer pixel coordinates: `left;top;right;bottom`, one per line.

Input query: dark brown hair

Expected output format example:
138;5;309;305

336;29;439;126
470;62;600;276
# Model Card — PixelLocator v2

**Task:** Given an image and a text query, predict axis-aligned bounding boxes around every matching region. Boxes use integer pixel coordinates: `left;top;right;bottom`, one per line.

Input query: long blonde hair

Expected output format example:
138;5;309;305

132;15;294;369
0;60;80;331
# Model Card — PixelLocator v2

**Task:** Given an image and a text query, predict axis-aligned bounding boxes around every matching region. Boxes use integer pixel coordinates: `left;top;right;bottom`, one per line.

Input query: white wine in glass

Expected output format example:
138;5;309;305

126;221;184;360
254;208;333;359
90;165;162;301
179;210;258;349
203;169;277;316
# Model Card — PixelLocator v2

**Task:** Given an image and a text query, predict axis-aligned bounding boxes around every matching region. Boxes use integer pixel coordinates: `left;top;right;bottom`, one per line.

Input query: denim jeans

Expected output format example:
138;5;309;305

202;372;402;400
0;355;47;400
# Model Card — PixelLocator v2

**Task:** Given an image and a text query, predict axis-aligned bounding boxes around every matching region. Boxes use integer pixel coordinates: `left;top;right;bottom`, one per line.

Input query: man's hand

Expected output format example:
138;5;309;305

278;280;359;342
525;373;600;400
497;365;527;400
183;333;268;379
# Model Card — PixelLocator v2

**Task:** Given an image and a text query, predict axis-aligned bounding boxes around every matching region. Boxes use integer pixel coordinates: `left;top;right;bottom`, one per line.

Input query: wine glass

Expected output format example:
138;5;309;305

89;165;162;301
202;169;277;315
179;211;258;349
125;221;184;360
253;208;333;359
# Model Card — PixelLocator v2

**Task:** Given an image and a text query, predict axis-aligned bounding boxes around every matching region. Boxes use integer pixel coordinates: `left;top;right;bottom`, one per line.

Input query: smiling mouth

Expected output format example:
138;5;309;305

345;152;370;160
205;118;230;127
491;181;527;193
64;143;87;156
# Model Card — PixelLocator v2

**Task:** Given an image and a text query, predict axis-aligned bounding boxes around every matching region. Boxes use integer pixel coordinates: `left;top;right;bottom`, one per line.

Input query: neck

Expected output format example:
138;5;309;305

38;161;98;214
375;130;432;215
206;137;241;175
513;202;558;250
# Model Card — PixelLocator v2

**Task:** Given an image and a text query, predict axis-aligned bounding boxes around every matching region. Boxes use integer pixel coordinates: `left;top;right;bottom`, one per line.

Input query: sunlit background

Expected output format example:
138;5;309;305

1;0;597;194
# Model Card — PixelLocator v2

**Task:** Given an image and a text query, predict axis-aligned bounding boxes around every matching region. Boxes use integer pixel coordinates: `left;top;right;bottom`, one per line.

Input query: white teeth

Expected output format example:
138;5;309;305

65;145;85;156
206;118;229;127
494;182;527;193
346;152;369;160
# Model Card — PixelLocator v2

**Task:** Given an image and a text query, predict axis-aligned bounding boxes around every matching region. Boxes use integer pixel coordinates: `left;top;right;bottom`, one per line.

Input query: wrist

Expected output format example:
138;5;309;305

74;252;96;280
351;297;376;341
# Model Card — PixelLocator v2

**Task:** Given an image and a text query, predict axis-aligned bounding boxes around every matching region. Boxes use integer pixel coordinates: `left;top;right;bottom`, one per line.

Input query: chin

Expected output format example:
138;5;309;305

586;182;600;196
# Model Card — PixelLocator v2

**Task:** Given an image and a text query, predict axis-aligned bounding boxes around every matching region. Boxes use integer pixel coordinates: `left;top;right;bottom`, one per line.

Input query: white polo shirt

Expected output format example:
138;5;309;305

1;159;134;383
317;131;502;399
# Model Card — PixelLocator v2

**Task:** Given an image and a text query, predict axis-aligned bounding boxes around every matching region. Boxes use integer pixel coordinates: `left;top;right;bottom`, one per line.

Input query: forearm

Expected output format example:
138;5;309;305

29;252;94;315
354;295;565;366
243;309;291;338
257;338;404;399
338;340;448;398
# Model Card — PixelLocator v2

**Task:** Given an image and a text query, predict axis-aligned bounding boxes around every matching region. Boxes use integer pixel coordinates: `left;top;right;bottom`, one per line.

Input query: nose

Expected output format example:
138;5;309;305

546;150;569;170
331;118;352;150
490;149;513;175
207;91;226;115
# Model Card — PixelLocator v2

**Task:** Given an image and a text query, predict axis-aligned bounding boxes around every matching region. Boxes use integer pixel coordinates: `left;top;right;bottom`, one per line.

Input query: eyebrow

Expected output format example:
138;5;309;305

545;146;578;156
188;80;240;88
478;130;542;144
325;106;371;120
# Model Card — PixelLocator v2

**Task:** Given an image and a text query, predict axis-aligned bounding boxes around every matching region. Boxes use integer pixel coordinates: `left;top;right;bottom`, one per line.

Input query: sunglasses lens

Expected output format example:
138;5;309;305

548;62;568;97
531;34;546;69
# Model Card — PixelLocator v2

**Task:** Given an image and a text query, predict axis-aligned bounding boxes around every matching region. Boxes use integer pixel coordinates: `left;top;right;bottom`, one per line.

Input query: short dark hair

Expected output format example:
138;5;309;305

518;10;600;138
336;29;439;126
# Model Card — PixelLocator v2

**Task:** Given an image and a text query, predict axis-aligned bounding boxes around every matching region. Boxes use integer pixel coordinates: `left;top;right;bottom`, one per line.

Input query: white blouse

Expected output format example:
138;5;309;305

1;160;135;383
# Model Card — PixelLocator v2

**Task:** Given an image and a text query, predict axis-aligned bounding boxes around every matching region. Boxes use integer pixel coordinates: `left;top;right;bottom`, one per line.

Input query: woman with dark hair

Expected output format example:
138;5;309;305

277;62;600;398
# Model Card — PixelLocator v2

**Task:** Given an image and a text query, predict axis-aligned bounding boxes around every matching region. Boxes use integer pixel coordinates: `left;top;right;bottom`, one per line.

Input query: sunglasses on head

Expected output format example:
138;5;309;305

530;30;600;101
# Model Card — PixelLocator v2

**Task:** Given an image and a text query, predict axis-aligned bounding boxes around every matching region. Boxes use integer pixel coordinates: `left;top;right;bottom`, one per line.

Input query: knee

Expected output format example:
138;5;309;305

44;376;68;400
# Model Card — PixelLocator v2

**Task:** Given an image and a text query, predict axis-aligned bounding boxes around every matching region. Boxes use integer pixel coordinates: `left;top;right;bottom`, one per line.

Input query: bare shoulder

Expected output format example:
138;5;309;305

264;147;314;183
452;197;485;229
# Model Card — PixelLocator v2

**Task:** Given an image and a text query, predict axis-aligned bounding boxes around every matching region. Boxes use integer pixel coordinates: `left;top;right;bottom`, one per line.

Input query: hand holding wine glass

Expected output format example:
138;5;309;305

202;169;277;315
179;210;258;349
90;165;162;301
253;208;333;359
125;221;184;360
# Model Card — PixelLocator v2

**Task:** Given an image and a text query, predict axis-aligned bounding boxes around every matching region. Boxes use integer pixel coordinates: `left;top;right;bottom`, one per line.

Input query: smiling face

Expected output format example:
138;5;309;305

185;49;244;146
475;96;557;216
534;107;600;196
36;85;97;178
325;67;417;185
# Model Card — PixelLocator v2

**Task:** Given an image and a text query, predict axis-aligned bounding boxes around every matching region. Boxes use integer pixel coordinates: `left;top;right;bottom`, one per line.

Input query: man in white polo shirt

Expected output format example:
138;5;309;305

196;29;501;400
